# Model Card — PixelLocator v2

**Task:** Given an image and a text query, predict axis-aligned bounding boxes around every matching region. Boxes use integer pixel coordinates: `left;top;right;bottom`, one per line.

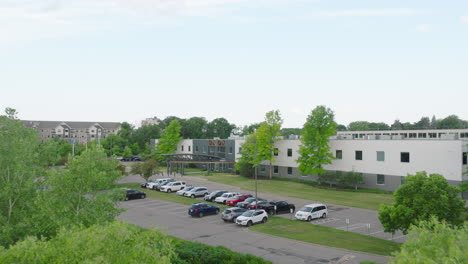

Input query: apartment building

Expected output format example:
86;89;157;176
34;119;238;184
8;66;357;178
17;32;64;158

173;129;468;192
23;120;121;143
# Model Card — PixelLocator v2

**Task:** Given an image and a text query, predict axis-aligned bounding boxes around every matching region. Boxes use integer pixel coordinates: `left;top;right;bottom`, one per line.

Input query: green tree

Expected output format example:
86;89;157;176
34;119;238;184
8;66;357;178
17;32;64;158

280;128;302;137
117;122;134;141
0;109;42;247
33;145;124;238
390;217;468;264
378;172;466;235
206;117;236;139
348;121;370;131
235;134;260;178
182;117;208;139
414;117;431;129
141;159;161;181
256;110;283;179
437;115;466;129
391;120;403;130
131;124;161;150
297;106;337;176
101;134;127;156
317;171;339;187
0;221;175;264
241;123;261;136
122;146;133;160
154;120;182;161
339;171;364;190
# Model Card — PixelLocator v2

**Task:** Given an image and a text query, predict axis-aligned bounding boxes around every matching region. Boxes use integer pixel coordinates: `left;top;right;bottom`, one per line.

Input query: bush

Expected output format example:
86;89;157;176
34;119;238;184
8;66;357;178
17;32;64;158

237;162;255;178
172;240;271;264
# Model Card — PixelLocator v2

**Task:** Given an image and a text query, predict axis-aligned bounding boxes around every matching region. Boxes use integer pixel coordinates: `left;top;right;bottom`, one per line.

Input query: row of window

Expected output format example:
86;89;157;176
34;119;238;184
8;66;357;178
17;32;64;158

273;148;293;157
186;145;235;154
336;150;411;163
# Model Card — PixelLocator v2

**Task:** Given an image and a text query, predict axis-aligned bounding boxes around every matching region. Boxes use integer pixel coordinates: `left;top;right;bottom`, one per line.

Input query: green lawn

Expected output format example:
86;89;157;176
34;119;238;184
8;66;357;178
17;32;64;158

188;174;393;211
119;183;400;256
250;217;400;256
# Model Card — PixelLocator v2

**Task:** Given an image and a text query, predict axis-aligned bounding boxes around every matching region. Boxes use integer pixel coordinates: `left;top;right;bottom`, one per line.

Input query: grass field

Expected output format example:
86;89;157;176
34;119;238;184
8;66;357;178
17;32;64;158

119;183;400;256
187;174;394;211
250;216;400;256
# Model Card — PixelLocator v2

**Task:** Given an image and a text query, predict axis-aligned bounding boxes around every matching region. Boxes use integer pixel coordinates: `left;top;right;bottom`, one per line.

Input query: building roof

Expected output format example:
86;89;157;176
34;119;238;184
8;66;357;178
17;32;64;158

22;120;121;130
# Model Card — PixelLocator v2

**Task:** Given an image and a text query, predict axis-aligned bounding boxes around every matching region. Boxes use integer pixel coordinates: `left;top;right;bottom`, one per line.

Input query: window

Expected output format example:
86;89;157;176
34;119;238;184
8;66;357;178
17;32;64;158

401;176;406;185
188;146;191;152
376;151;385;162
463;152;467;165
202;146;206;153
229;147;233;154
409;133;416;138
355;151;363;160
418;133;426;138
195;146;199;152
274;148;279;156
274;166;279;174
377;174;385;185
336;150;342;159
287;148;292;157
260;166;266;172
287;167;293;175
401;152;410;163
181;145;184;151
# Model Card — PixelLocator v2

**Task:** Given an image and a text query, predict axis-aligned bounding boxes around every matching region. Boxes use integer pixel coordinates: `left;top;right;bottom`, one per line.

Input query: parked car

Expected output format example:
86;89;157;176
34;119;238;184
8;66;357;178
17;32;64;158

237;197;266;209
236;210;268;226
225;194;252;207
156;181;174;191
146;178;173;190
141;179;157;188
269;200;296;214
130;155;142;161
221;207;248;222
184;187;209;198
204;190;228;202
123;188;146;201
295;204;328;221
160;181;186;193
177;186;194;196
248;201;276;215
214;192;239;204
188;203;220;217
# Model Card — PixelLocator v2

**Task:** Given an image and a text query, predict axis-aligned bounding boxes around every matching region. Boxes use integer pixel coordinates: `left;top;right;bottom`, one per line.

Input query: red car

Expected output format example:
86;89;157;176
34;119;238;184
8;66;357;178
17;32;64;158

225;194;252;207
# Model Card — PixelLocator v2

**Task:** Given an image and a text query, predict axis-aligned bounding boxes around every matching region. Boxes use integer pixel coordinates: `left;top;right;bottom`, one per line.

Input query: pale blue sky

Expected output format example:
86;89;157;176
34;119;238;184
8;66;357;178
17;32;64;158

1;0;467;128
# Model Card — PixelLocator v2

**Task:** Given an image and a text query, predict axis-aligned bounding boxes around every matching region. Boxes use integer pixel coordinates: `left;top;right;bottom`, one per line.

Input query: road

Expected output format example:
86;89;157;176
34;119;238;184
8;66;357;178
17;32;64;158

118;197;389;264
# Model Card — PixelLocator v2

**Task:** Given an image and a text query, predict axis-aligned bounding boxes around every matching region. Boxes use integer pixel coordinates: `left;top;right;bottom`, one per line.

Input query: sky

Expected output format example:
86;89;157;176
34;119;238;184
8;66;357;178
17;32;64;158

1;0;467;128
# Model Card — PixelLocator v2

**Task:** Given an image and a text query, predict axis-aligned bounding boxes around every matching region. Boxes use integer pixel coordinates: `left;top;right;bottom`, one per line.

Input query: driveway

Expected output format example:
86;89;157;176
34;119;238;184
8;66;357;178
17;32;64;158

118;197;389;264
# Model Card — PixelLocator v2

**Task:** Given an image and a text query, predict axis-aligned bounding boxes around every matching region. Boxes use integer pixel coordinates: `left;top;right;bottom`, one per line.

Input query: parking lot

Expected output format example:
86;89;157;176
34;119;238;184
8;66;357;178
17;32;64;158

118;197;389;264
120;173;405;243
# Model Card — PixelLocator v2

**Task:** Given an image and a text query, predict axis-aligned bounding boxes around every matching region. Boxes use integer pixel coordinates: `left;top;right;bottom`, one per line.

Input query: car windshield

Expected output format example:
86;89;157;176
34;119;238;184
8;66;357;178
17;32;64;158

299;207;313;212
221;193;229;197
241;211;254;217
244;198;255;202
232;196;242;199
184;187;194;191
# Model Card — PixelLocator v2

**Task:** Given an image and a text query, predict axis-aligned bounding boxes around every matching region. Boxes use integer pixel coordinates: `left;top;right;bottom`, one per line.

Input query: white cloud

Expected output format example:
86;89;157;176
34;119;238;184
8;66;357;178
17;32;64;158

461;16;468;24
319;8;431;17
416;24;431;32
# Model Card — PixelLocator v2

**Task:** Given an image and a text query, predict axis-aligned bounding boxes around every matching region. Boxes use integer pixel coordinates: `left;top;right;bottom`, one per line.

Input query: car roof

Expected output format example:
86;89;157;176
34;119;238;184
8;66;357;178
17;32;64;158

303;203;326;207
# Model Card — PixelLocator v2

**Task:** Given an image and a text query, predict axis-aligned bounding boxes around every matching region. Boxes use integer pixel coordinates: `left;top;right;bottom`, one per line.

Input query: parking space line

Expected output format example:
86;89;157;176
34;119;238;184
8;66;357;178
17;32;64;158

369;230;384;235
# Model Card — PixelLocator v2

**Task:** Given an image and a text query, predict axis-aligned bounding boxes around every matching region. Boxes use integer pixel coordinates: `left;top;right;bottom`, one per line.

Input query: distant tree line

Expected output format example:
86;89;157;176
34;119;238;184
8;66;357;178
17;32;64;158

343;115;468;131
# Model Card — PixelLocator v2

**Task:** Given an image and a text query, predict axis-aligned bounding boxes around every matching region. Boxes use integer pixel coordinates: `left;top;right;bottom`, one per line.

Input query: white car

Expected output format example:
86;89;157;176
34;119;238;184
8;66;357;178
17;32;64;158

146;178;173;190
177;186;194;196
294;203;328;221
214;192;239;204
236;210;268;226
183;187;209;198
160;181;186;193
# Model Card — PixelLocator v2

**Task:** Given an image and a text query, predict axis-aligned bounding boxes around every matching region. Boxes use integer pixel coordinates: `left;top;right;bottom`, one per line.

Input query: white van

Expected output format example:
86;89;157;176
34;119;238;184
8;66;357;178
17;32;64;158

160;181;186;193
294;203;328;221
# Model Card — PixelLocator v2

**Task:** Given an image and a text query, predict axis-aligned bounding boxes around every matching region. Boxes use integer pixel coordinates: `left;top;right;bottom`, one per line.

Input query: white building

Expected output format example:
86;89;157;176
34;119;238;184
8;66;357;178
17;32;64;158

173;129;468;192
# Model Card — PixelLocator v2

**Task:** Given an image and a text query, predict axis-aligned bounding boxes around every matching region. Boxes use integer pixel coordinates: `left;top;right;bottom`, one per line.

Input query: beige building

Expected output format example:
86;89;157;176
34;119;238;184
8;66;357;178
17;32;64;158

23;120;121;143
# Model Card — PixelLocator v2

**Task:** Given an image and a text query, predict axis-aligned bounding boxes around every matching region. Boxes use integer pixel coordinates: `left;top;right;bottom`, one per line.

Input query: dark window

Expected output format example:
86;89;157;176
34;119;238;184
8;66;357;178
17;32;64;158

355;151;363;160
336;150;342;159
181;145;184;151
260;166;266;172
377;174;385;185
188;146;191;152
274;166;279;174
401;176;406;185
287;148;292;157
463;152;467;165
196;146;199;152
287;167;293;175
377;151;385;161
229;147;233;154
274;148;279;156
401;152;410;163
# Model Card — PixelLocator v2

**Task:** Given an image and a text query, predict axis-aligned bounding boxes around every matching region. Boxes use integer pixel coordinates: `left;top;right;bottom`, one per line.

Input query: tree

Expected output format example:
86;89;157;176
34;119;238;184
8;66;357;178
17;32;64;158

141;159;161;181
430;115;437;128
235;133;260;178
297;106;337;176
33;145;124;239
240;123;261;136
206;117;236;139
182;117;208;139
339;171;364;190
414;117;431;130
131;124;160;151
336;124;347;131
317;171;339;187
437;115;465;129
378;172;466;235
117;122;134;142
391;120;403;130
348;121;370;131
154;120;182;161
122;146;133;160
257;110;283;179
0;109;42;247
281;128;302;137
0;221;175;264
390;217;468;264
101;134;127;156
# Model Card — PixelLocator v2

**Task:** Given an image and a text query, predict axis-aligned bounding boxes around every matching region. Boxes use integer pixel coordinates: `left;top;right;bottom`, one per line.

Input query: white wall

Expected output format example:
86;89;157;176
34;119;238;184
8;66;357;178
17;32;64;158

177;139;193;154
